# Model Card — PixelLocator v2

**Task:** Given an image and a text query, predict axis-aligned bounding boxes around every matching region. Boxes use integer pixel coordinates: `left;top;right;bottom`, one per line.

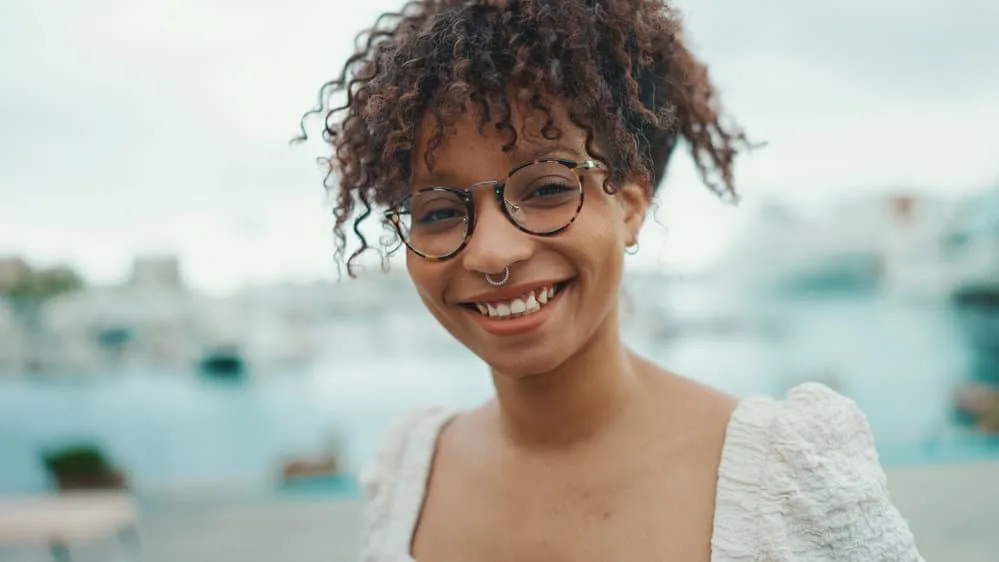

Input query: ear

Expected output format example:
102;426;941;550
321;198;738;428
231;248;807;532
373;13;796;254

616;181;648;246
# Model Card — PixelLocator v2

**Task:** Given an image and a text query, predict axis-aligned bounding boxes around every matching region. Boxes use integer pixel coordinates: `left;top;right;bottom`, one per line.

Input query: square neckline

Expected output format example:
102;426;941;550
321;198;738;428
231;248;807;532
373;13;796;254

393;398;757;562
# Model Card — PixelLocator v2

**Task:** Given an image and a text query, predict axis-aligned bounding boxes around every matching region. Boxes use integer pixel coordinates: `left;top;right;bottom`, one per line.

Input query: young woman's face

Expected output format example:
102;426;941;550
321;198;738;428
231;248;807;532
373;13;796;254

402;102;648;378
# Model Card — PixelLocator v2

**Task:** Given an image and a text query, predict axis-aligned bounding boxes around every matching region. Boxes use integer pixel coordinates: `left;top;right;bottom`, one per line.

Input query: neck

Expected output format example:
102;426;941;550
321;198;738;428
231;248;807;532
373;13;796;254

490;308;645;449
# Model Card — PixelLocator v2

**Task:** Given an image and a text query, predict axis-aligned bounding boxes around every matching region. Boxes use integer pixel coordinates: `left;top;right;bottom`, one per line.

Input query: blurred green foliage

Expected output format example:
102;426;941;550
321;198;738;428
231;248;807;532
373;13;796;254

42;443;114;476
1;265;84;301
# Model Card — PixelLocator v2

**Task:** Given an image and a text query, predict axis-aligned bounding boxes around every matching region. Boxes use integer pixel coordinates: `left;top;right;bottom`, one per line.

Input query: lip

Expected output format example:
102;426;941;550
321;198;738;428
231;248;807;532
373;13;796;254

463;280;572;338
458;278;572;305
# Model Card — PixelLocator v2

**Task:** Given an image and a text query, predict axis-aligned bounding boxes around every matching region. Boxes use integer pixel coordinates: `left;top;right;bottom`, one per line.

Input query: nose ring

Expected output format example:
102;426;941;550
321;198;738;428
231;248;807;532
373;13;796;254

484;267;510;287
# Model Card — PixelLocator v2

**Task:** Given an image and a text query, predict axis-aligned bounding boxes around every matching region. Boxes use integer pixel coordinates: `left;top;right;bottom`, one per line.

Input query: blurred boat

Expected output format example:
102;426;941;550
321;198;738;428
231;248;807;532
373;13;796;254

197;345;247;381
875;195;957;300
951;285;999;353
708;199;887;298
710;193;971;302
943;189;999;353
278;436;351;496
954;384;999;433
280;455;341;482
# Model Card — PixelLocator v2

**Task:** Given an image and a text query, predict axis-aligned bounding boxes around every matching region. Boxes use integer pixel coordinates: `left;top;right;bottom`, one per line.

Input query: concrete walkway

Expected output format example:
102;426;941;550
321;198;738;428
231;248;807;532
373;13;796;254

0;461;995;562
884;461;998;561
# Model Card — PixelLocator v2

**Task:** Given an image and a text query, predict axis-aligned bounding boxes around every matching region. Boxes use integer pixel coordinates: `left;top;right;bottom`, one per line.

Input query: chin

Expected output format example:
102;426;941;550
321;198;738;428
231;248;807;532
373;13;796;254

479;345;574;379
469;331;582;379
433;313;579;377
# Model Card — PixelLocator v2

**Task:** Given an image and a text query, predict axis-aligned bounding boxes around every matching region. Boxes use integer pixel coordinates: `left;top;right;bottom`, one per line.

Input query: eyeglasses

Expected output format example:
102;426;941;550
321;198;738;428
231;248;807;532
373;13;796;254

384;158;604;261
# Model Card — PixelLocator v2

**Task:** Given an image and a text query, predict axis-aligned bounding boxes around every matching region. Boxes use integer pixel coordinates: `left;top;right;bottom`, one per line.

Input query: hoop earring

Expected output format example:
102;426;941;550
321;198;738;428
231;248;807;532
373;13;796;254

484;267;510;287
625;242;639;256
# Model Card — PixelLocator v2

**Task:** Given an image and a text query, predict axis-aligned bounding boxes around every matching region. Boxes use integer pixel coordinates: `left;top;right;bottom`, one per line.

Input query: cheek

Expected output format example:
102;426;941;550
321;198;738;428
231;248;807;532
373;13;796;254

578;195;629;251
405;255;458;329
406;253;439;299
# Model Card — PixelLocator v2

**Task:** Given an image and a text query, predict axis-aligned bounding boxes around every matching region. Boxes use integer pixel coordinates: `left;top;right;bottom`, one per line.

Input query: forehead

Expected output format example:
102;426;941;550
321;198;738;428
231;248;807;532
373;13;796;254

411;99;587;185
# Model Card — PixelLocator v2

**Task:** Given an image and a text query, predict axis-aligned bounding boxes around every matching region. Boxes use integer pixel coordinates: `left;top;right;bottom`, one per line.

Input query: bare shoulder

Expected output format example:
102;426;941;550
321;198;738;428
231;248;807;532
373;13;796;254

672;374;739;418
425;399;499;477
650;365;739;439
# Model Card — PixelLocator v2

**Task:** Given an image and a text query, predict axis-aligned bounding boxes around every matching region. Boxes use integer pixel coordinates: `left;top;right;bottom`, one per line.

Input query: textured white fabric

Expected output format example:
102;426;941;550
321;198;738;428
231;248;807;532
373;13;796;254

358;383;923;561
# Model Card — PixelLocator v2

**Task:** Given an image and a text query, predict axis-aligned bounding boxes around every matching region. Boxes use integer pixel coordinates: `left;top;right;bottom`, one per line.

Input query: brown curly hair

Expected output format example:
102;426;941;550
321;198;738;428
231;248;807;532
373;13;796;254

297;0;752;276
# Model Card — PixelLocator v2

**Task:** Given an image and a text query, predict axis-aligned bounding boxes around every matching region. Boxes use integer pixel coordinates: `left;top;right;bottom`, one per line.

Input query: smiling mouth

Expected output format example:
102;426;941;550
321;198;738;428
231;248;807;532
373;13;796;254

460;280;572;320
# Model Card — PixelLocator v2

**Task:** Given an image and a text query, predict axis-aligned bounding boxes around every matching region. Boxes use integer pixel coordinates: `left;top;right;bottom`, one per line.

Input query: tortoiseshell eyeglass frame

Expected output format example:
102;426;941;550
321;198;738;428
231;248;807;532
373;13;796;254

383;158;604;261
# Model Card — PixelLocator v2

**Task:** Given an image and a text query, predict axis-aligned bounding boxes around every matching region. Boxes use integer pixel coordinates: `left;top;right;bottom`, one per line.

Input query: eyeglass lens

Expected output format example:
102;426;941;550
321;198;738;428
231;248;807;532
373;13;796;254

397;161;583;258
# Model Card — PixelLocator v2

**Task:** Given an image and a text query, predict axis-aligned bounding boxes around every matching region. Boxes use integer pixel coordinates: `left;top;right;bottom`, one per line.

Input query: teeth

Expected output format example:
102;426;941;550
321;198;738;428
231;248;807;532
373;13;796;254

472;284;562;319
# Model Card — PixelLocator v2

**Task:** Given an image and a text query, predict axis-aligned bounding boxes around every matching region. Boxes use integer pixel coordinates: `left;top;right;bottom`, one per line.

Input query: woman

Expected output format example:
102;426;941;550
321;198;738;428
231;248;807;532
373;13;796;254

300;0;923;560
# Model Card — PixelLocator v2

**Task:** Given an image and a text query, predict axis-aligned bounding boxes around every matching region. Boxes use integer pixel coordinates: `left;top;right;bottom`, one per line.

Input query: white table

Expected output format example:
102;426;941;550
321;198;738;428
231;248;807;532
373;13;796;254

0;492;141;561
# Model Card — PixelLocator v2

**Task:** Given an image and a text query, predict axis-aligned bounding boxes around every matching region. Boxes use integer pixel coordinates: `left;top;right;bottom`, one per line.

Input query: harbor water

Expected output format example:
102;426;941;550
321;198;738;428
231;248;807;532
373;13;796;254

2;288;998;498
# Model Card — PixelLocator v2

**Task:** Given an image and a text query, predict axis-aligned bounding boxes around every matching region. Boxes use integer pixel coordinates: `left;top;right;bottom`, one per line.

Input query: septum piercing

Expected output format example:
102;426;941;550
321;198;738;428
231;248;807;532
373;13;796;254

484;267;510;287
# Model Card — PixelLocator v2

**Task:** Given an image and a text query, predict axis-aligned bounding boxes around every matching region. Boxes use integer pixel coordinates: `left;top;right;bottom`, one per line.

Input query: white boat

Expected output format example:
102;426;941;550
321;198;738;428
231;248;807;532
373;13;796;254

942;189;999;353
708;199;884;297
711;194;968;301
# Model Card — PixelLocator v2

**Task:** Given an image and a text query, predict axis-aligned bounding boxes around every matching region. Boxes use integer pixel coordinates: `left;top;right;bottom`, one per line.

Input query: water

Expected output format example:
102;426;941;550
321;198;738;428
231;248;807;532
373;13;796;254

1;291;997;498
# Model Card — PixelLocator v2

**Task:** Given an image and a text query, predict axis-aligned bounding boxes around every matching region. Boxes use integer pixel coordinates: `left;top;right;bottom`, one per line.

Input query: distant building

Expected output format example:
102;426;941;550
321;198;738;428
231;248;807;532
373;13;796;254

0;257;31;293
129;255;183;288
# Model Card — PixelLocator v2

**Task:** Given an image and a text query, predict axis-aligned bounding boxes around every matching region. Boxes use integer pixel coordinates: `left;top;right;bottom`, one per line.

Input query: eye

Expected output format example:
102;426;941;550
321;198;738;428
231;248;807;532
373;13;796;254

407;191;468;226
416;208;462;224
527;182;576;199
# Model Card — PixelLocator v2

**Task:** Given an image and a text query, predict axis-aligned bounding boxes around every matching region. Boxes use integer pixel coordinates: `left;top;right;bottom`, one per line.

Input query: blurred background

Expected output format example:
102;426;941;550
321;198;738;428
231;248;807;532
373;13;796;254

1;0;997;560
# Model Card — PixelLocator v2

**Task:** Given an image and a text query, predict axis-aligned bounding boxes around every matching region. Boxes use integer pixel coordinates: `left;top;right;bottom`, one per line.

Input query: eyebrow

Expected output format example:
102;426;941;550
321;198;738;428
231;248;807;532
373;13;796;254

412;145;585;187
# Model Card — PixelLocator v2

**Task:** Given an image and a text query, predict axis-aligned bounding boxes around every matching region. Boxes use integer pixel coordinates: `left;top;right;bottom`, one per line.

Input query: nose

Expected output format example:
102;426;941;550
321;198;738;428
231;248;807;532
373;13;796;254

461;190;534;276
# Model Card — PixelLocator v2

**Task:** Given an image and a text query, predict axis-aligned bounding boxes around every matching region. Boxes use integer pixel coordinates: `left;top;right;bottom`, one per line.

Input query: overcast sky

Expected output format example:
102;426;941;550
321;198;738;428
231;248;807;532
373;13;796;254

2;0;997;293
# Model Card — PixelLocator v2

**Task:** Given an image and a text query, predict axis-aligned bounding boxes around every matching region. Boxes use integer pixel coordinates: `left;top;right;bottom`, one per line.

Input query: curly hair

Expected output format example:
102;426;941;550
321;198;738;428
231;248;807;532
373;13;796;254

297;0;752;276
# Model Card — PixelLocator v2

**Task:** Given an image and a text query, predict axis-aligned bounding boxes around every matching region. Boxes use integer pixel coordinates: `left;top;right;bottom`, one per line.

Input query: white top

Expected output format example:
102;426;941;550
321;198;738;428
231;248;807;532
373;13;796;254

358;383;924;561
